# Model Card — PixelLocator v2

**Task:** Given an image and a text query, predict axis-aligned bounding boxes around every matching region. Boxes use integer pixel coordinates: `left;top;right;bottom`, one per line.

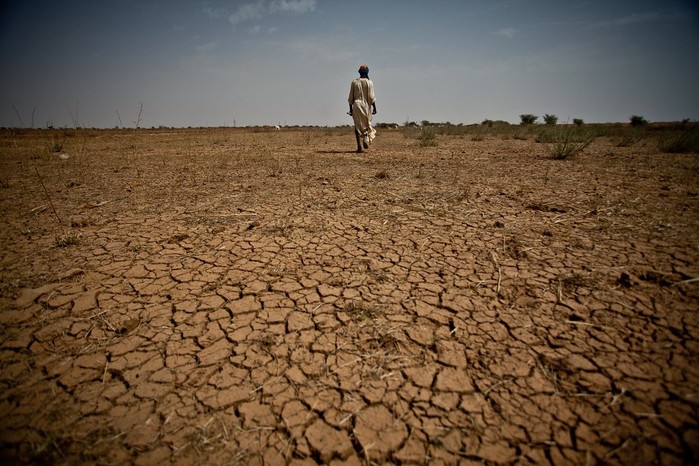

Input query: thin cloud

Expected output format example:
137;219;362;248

247;25;278;34
279;36;359;62
230;1;266;26
196;41;218;53
202;6;225;20
229;0;316;28
270;0;317;14
494;27;518;38
591;10;675;28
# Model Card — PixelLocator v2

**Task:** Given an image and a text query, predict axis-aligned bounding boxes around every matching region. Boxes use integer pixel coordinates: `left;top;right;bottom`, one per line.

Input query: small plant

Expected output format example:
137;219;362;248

264;157;283;177
257;334;276;348
419;127;437;147
471;125;489;141
29;432;62;464
549;126;595;159
543;114;558;125
54;233;79;248
629;115;649;127
520;114;538;125
344;301;379;322
558;271;599;293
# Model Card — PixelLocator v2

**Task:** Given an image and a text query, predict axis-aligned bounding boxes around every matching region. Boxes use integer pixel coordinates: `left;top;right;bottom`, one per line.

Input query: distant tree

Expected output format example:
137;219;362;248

481;119;494;127
629;115;649;127
573;118;584;126
421;120;431;127
543;114;558;125
520;114;538;125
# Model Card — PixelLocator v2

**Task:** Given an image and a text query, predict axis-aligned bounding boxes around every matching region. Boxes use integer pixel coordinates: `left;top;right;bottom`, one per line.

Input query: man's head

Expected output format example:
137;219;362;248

358;64;369;77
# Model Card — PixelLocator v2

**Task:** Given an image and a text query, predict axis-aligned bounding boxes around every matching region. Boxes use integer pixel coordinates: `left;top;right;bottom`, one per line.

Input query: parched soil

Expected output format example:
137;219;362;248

0;127;697;465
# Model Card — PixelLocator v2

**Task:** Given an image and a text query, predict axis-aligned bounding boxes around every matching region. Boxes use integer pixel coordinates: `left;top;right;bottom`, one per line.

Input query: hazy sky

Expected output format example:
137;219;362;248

1;0;698;128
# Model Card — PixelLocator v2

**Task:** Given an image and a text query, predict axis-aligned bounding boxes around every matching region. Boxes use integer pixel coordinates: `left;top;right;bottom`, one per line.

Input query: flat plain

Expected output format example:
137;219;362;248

0;126;697;464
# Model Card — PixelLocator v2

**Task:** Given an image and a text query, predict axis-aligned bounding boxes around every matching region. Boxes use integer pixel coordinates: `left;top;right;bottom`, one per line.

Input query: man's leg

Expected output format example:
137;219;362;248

355;129;363;153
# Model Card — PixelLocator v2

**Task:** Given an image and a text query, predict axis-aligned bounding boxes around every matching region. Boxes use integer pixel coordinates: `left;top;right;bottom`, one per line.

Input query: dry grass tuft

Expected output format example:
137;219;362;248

374;170;390;180
53;233;79;248
344;301;380;322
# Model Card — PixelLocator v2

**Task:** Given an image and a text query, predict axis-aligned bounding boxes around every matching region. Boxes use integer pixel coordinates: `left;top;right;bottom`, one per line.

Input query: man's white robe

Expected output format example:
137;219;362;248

348;77;376;143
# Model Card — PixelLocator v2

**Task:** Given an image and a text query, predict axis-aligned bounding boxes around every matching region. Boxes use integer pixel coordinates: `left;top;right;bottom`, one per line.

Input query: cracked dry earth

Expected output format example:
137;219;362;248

0;127;697;465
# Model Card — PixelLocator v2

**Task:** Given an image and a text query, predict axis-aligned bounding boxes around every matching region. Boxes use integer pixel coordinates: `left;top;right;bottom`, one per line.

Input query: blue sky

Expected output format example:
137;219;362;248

1;0;698;128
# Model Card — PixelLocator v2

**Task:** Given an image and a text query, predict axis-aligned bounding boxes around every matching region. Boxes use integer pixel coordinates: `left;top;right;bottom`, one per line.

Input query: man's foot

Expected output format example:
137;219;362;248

356;147;363;153
362;135;369;149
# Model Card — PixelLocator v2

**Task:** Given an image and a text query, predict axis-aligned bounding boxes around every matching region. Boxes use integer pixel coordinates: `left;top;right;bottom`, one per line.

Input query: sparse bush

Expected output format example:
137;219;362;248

520;114;538;125
535;129;555;143
471;125;489;141
658;127;699;153
630;115;649;127
543;114;558;125
419;127;437;147
549;126;595;159
401;125;421;139
437;123;469;137
615;127;646;147
513;129;530;140
573;118;584;126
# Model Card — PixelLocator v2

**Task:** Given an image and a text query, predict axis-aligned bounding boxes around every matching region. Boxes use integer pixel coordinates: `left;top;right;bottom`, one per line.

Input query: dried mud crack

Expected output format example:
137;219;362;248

0;127;697;464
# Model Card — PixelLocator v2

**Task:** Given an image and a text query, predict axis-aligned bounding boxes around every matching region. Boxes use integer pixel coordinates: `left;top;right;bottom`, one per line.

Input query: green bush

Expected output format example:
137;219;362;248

520;114;538;125
630;115;649;127
573;118;584;126
543;114;558;125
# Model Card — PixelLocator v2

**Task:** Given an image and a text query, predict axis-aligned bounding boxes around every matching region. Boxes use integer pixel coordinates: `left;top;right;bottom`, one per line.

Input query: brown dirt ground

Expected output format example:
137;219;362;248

0;127;697;465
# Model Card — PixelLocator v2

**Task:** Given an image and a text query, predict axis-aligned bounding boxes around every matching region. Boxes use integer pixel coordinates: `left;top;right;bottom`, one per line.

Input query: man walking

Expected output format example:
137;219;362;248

348;64;377;153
